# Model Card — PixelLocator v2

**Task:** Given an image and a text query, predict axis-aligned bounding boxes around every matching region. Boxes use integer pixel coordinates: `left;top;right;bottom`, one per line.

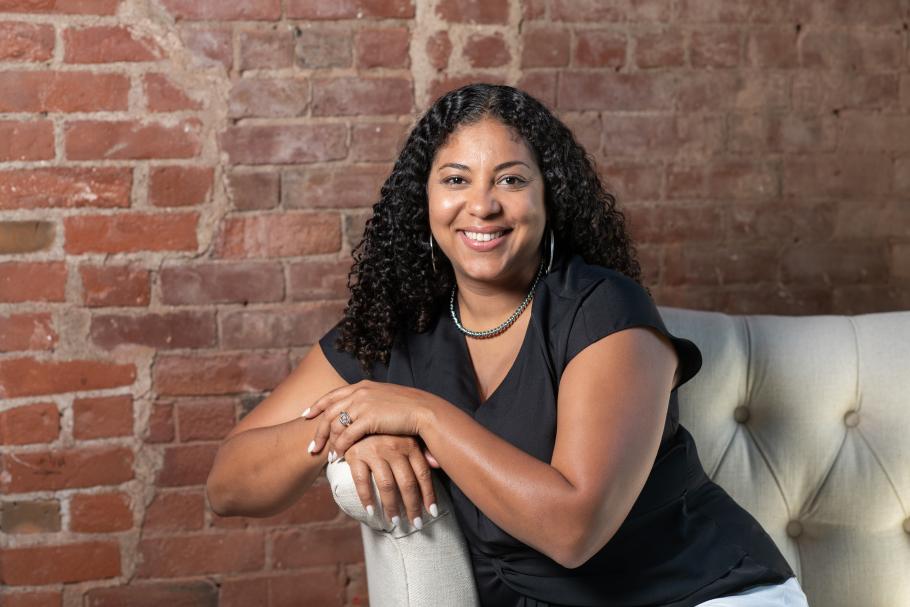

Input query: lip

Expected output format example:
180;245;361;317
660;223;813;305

458;226;511;234
459;228;511;252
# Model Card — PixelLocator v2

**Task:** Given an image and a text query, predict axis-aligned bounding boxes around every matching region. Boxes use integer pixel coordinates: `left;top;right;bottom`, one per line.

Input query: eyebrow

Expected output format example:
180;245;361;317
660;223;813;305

438;160;531;172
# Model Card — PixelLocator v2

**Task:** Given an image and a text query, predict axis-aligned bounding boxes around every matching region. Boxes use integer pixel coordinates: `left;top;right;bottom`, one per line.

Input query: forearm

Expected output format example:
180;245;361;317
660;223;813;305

206;417;325;517
419;399;588;567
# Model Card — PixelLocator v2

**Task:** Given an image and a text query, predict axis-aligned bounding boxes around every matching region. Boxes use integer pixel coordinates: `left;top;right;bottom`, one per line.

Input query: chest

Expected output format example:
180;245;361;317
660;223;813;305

461;308;532;405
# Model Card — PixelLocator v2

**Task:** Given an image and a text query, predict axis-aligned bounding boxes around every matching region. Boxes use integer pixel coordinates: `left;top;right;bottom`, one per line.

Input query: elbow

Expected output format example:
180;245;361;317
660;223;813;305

205;472;234;517
550;511;619;570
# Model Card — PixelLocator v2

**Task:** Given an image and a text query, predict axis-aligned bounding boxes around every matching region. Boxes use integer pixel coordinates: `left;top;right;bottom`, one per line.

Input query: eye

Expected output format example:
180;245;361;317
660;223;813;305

443;175;467;185
500;175;527;186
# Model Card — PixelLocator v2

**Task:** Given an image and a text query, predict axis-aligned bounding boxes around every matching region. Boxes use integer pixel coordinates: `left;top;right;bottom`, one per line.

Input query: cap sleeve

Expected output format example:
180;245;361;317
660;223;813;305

319;321;366;385
565;275;703;391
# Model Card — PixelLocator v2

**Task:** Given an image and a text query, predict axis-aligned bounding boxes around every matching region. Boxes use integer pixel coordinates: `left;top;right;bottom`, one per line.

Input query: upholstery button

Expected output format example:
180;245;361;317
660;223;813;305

733;406;750;423
903;517;910;534
786;520;803;538
844;410;860;427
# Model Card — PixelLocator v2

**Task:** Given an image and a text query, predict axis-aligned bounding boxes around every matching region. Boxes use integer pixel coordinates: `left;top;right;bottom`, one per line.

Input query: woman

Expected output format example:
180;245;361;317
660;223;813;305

207;84;809;607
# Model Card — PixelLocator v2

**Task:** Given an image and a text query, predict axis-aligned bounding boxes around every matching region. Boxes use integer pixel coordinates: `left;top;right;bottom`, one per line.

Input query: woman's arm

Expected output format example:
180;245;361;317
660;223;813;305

419;326;678;568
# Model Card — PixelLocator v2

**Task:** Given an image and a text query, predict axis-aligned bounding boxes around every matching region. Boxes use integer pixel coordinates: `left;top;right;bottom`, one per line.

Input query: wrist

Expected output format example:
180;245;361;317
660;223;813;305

418;395;444;438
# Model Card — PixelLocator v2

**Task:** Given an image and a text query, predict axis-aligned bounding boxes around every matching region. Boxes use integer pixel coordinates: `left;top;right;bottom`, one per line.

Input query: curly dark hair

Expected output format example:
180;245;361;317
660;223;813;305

334;82;643;379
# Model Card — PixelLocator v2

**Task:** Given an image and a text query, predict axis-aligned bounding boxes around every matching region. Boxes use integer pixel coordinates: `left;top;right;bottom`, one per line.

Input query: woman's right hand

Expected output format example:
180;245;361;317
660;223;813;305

339;434;440;529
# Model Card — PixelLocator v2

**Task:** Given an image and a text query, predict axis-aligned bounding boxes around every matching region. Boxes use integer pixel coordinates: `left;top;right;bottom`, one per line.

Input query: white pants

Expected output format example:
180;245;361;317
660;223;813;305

694;576;810;606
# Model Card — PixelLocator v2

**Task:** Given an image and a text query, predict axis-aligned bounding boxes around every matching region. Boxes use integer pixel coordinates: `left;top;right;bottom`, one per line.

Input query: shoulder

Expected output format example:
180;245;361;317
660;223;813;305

547;253;652;312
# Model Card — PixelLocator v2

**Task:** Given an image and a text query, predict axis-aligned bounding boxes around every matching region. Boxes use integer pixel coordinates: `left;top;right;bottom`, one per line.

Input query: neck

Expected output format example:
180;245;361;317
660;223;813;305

455;252;543;328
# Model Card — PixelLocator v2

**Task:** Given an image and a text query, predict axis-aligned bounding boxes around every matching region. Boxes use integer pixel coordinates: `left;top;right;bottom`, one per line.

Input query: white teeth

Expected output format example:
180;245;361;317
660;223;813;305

464;231;505;241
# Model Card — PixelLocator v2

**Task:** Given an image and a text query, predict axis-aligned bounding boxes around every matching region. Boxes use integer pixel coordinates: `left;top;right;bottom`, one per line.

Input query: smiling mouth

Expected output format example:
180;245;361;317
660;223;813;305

461;229;512;242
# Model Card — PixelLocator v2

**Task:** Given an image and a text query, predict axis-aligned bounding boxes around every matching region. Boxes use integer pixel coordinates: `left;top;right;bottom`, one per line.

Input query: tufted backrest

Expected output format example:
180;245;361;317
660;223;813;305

658;307;910;607
327;308;910;607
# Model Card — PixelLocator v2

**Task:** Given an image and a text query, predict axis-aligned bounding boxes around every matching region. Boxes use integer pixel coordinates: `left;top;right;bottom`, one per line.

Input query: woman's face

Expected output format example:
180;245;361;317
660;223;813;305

426;117;546;287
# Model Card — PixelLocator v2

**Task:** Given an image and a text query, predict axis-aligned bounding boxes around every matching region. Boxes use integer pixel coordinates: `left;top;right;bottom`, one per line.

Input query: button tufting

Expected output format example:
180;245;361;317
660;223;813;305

733;405;750;423
844;410;860;427
786;520;803;538
904;517;910;534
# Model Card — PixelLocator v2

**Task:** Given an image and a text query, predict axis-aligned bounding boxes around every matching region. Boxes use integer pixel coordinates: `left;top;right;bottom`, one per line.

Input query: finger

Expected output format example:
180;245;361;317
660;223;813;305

423;447;441;469
302;383;357;419
348;458;377;518
408;449;438;518
389;456;425;530
371;459;402;527
308;415;334;454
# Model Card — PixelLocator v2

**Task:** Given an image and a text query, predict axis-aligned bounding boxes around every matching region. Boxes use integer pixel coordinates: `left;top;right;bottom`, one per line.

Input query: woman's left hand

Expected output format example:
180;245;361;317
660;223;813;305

302;381;440;461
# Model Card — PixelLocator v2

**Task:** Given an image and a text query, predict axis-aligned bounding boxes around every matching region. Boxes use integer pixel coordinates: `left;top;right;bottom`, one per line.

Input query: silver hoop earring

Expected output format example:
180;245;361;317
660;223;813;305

429;233;437;273
547;228;555;274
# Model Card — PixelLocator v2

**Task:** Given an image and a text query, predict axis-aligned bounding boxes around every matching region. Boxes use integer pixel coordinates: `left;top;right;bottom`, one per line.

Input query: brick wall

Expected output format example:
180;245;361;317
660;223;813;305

1;0;908;605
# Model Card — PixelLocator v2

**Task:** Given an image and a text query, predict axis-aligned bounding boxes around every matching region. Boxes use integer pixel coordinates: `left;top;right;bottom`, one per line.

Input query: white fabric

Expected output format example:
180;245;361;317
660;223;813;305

694;576;809;606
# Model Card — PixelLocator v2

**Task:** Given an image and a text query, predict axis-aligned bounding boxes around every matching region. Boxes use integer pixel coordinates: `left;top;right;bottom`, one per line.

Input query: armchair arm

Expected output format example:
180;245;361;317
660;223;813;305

325;459;480;607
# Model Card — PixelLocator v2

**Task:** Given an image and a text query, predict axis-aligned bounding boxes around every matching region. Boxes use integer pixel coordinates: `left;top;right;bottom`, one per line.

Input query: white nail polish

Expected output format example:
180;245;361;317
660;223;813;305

366;504;374;516
413;516;423;530
391;515;400;527
327;450;334;463
429;503;438;517
307;440;315;453
301;407;310;417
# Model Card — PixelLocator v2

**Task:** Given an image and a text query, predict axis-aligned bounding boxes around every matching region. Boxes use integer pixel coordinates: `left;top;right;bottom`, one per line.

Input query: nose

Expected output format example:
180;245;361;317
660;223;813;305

466;184;501;217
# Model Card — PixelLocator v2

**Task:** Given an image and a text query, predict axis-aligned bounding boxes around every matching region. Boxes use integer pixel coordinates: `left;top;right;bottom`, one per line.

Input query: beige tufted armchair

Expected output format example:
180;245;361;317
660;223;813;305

325;307;910;607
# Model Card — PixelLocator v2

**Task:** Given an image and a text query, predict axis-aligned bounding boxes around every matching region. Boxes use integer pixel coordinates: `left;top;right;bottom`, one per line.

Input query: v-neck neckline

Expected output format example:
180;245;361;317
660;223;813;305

452;286;540;411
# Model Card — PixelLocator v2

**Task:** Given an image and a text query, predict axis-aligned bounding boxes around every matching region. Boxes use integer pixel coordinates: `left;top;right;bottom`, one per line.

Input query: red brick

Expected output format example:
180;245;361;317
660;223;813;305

288;259;354;301
84;580;217;607
551;0;653;21
220;123;346;165
213;212;340;258
521;27;569;67
677;71;788;111
149;166;213;207
227;77;309;118
175;398;235;441
747;28;799;68
0;402;60;445
293;27;351;68
143;73;202;112
0;220;54;254
691;29;741;68
1;446;134;493
80;264;150;307
0;167;131;210
286;0;413;19
313;77;412;116
90;311;216;350
0;120;53;161
153;353;288;396
782;242;890;285
238;27;293;70
282;166;387;209
350;121;408;162
575;29;626;68
227;171;279;210
220;304;342;349
1;590;62;607
355;27;409;68
436;0;507;23
463;32;510;68
791;0;899;25
160;262;284;305
427;74;508;106
0;21;54;61
0;71;129;112
0;541;120;585
792;72;898;111
64;212;198;254
706;159;778;200
160;0;280;20
558;71;674;111
156;443;218;487
73;395;133;439
0;262;66;303
137;532;264;578
143;490;204;531
425;30;451;71
0;1;120;15
0;313;57;352
146;401;174;443
783;153;891;199
179;25;232;69
516;71;557;108
0;358;135;398
69;492;132;532
0;499;61;535
802;29;902;71
65;119;203;160
224;571;345;607
63;25;163;63
840;113;910;152
272;523;364;569
635;29;685;68
663;243;779;286
727;202;837;243
213;480;337;529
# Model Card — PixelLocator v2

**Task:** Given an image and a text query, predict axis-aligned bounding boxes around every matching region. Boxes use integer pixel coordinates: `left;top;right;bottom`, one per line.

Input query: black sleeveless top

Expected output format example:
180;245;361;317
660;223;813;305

319;248;795;607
